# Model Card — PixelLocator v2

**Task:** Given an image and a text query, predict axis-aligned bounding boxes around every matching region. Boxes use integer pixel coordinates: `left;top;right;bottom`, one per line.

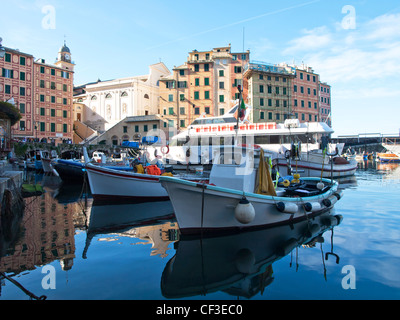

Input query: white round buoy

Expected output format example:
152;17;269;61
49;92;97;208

235;197;255;224
317;182;325;190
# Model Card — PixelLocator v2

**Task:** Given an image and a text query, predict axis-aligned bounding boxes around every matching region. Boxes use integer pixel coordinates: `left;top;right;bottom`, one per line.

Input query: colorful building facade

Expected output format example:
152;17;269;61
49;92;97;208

159;45;249;131
291;64;320;124
0;40;74;144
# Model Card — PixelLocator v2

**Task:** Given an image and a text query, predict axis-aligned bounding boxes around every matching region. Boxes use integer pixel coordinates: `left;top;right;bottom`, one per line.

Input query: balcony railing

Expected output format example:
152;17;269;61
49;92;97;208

244;61;296;76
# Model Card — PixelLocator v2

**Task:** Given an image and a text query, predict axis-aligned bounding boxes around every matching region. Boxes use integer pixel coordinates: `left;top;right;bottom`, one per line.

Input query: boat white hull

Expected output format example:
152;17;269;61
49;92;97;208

86;163;169;202
160;176;341;235
276;158;357;178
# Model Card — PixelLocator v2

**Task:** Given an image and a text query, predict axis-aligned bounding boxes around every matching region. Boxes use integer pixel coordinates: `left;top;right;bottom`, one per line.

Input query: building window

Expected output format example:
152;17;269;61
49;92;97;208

63;110;67;118
123;126;127;133
259;85;264;93
195;78;200;86
40;107;45;115
267;85;272;94
40;80;45;88
204;64;209;72
168;94;173;102
204;91;210;99
63;84;68;92
20;56;26;66
204;78;209;86
268;99;272;107
179;69;185;76
180;94;185;101
20;72;25;81
51;82;56;90
180;120;185;128
260;98;264;106
219;95;224;103
2;68;13;78
50;123;55;132
260;111;264;119
143;125;148;132
180;107;185;115
51;109;55;117
194;107;200;115
20;103;25;114
40;122;45;131
276;113;280;120
51;69;56;76
19;120;25;131
40;66;45;73
61;71;69;79
63;124;67;133
169;107;174;115
5;85;11;94
194;64;199;72
135;125;139;132
153;124;157;130
194;91;199;100
51;96;55;103
63;98;67;105
259;74;263;80
234;66;242;73
4;53;11;62
40;94;45;102
219;108;225;116
219;81;224;89
268;112;272;120
205;107;210;114
219;70;224;77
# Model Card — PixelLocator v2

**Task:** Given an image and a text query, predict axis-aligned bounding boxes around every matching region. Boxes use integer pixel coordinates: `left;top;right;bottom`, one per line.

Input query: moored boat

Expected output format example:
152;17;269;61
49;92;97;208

376;153;400;163
160;148;343;235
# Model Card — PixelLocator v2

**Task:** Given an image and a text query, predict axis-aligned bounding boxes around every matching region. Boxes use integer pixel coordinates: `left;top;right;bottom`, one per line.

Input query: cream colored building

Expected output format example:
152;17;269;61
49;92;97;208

73;62;170;133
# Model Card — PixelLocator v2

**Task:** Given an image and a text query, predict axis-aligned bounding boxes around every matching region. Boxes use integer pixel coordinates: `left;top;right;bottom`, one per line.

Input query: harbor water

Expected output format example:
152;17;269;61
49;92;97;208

0;160;399;300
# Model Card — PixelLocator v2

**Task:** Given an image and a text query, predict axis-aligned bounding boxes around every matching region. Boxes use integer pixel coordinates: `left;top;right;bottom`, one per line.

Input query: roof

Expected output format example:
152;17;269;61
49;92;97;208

60;41;70;53
124;115;163;123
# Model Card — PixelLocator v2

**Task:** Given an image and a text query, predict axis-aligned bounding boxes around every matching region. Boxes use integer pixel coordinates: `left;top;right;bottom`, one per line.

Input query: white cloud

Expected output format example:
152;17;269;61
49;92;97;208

283;26;332;55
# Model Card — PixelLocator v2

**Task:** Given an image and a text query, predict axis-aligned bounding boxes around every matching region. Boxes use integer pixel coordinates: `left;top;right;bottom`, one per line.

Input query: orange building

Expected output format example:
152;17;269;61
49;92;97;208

159;45;249;131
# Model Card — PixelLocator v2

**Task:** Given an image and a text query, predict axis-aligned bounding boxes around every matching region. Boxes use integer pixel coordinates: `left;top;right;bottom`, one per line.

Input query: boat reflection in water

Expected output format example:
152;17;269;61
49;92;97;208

83;201;177;259
161;210;342;299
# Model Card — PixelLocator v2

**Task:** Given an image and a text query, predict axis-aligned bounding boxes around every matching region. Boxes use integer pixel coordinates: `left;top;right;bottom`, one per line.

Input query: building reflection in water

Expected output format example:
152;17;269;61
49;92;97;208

0;188;84;276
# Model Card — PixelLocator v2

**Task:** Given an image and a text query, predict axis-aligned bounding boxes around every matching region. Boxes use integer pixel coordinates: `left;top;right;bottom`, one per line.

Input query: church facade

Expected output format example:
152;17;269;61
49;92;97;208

73;62;170;134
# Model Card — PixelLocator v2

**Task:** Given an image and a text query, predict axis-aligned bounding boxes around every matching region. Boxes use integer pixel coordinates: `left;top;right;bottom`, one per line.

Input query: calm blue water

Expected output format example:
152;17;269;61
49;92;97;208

0;160;399;300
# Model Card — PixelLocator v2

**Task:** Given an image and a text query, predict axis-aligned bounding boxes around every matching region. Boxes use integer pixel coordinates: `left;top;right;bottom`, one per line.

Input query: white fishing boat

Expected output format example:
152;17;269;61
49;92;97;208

86;163;171;202
275;148;357;178
159;148;343;235
85;143;208;203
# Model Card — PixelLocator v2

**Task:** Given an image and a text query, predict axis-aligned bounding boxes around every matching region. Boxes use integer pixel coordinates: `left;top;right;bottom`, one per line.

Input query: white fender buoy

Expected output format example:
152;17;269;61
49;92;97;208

317;182;325;190
304;202;322;212
235;197;255;224
276;201;298;214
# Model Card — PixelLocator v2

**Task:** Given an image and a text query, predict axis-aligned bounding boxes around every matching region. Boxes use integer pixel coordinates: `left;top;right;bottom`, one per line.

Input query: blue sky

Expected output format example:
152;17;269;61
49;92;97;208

1;0;399;136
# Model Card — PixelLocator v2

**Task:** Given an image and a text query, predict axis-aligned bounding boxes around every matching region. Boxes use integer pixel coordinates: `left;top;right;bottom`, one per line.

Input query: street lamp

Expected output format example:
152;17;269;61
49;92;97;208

0;37;6;59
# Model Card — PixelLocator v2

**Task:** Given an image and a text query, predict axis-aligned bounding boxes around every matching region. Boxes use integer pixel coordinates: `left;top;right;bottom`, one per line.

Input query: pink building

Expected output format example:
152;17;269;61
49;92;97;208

319;82;331;127
291;65;320;124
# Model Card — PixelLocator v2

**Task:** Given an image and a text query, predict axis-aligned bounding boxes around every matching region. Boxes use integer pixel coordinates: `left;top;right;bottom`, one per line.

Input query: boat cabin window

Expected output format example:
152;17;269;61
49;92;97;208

217;152;242;165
